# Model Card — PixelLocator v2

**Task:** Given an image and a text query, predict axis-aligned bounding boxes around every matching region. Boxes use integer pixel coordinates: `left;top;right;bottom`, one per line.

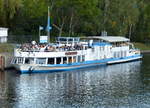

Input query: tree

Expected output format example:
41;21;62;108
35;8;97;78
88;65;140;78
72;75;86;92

99;0;139;37
134;1;150;42
11;0;48;35
0;0;23;27
0;0;149;43
51;0;101;37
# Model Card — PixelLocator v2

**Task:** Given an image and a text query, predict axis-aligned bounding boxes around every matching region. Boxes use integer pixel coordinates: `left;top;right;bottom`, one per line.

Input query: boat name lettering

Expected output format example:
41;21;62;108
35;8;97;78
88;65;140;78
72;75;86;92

65;52;77;55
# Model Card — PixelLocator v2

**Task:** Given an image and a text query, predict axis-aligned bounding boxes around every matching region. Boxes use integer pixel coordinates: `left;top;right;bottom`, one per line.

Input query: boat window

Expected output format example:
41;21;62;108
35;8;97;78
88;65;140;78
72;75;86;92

102;46;105;51
73;56;76;63
124;51;126;57
48;58;54;64
117;52;120;58
59;38;67;42
68;38;73;42
121;51;123;57
77;56;81;62
36;58;46;64
17;57;24;64
74;38;79;42
68;57;72;63
12;57;17;64
82;55;85;62
114;52;116;58
129;44;134;49
25;58;34;64
56;57;61;64
63;57;67;64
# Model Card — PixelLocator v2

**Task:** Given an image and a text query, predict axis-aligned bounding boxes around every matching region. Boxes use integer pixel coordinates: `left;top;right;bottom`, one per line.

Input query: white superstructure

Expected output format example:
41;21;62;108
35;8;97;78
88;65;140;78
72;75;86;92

0;27;8;43
11;36;142;73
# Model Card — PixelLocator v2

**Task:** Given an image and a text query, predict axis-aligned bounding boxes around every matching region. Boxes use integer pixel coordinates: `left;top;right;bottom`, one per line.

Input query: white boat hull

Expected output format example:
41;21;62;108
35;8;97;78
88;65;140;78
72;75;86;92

12;36;143;74
13;62;106;73
107;55;142;64
13;54;142;73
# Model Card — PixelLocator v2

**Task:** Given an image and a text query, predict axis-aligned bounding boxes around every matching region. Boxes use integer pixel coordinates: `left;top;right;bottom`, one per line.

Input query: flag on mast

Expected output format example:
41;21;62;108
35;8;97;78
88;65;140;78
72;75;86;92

39;26;44;30
46;7;52;31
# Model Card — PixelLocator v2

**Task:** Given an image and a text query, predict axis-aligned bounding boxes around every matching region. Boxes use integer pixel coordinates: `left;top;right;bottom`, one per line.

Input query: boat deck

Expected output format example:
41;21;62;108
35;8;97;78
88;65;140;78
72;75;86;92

18;43;89;52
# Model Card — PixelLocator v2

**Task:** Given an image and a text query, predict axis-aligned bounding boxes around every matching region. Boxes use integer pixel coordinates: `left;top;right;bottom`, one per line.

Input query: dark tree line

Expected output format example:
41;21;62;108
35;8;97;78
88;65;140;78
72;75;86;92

0;0;149;43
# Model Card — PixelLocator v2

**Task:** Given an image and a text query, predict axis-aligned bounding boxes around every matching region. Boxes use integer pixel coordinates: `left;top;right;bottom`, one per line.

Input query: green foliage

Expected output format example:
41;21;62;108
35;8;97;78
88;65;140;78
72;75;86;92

0;0;149;43
134;42;150;50
52;0;102;36
100;0;139;36
0;43;14;53
134;1;150;42
0;0;23;26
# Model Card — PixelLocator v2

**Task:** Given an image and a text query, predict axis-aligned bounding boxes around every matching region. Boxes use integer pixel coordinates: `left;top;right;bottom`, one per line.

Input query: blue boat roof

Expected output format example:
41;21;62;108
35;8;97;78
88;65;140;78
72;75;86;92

93;42;111;46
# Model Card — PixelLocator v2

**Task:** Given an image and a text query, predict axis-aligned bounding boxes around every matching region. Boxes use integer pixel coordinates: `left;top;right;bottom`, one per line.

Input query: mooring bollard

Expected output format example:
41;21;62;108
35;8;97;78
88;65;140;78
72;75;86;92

0;55;5;71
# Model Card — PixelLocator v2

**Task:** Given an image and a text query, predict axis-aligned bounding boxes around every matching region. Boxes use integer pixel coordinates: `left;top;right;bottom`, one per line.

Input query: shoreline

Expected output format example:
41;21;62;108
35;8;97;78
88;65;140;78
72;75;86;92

141;50;150;54
0;53;14;69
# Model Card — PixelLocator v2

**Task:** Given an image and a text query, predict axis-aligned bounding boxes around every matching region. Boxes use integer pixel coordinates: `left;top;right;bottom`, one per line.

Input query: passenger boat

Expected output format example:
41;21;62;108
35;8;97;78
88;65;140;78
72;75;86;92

11;36;142;73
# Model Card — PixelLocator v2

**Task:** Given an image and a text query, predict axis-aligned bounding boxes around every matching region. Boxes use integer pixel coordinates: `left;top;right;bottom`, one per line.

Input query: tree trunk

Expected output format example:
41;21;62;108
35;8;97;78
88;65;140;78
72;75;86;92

69;12;74;36
53;17;65;37
103;0;109;30
59;18;65;37
129;24;132;40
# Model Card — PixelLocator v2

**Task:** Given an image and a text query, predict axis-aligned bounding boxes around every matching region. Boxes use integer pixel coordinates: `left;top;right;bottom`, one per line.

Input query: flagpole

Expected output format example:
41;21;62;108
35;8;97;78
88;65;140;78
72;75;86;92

39;26;41;43
47;6;50;43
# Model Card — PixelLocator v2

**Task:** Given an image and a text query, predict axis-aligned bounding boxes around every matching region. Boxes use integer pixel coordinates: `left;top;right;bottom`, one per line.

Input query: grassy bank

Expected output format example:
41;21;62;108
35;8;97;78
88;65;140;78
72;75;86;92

133;43;150;51
0;43;14;53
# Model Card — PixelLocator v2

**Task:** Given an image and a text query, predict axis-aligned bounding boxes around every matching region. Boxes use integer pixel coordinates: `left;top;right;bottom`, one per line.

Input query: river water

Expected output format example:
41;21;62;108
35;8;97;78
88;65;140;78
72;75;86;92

0;54;150;108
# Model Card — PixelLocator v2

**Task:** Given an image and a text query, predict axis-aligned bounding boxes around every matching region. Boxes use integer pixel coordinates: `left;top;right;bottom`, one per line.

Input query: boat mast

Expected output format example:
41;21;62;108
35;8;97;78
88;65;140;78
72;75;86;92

47;6;51;43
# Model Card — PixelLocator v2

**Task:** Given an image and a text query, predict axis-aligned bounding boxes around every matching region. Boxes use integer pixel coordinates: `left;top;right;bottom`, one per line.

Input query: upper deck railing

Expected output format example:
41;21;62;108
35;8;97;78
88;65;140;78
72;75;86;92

16;43;88;52
56;37;80;44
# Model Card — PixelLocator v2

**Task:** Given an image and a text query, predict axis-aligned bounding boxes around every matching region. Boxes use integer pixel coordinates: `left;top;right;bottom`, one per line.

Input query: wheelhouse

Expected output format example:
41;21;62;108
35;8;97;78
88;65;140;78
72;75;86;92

56;37;80;44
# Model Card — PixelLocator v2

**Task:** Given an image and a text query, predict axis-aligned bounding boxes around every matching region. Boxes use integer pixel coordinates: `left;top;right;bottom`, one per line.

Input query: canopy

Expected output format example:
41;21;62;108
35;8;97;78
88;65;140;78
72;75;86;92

84;36;130;43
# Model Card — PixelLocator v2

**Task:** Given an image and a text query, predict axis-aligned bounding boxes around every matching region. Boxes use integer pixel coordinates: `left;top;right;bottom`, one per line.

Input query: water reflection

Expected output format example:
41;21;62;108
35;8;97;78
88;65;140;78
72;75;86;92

0;71;6;99
0;60;150;108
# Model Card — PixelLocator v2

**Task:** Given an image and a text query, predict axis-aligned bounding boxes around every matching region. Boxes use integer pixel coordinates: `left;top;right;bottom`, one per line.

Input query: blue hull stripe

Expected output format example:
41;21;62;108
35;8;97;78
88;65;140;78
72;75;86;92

21;63;106;74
